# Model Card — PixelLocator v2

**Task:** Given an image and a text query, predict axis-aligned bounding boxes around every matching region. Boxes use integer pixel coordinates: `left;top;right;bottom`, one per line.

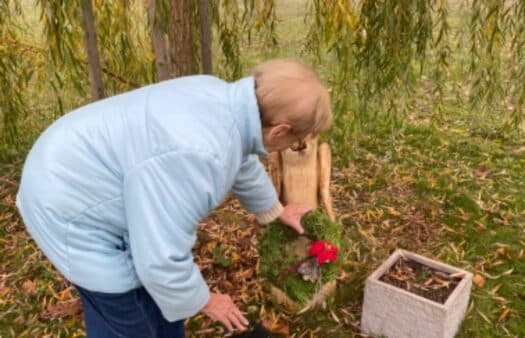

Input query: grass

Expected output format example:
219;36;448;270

1;0;525;337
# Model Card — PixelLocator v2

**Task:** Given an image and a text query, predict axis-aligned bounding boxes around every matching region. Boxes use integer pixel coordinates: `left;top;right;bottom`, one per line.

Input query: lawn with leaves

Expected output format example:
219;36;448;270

1;1;525;337
2;121;524;337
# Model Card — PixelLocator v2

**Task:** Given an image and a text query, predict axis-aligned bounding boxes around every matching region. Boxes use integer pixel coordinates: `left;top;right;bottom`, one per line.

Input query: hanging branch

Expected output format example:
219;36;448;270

5;38;139;89
431;0;450;118
508;1;525;131
210;0;242;80
469;1;505;113
97;1;153;91
37;0;86;92
253;0;278;49
0;1;25;146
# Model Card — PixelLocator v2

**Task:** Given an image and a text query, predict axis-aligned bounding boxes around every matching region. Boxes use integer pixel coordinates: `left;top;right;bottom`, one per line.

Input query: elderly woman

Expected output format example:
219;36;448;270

16;59;332;337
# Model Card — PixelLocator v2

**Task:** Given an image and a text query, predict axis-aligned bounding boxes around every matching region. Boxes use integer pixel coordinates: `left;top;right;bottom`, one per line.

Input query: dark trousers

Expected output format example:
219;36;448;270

75;285;185;338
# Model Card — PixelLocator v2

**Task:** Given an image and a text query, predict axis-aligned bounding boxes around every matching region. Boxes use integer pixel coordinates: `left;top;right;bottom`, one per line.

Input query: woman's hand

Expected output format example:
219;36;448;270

201;292;249;332
279;204;312;234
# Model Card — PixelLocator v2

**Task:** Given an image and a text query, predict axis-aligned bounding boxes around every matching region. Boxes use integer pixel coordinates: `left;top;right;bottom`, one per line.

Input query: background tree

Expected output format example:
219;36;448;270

168;0;196;76
2;0;525;161
80;0;104;100
148;0;170;81
198;0;213;75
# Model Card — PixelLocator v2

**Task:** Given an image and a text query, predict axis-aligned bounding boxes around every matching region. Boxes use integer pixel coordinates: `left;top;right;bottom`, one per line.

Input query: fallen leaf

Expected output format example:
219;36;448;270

0;285;10;298
271;323;290;336
473;274;485;288
482;268;514;280
22;280;37;297
476;309;492;324
385;206;402;217
490;284;502;295
473;166;489;179
498;308;510;322
297;305;311;315
423;278;433;286
330;309;341;323
42;298;82;319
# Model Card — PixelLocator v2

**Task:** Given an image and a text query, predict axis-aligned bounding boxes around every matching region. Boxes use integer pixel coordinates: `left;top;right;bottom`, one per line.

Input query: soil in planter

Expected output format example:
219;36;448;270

379;258;462;304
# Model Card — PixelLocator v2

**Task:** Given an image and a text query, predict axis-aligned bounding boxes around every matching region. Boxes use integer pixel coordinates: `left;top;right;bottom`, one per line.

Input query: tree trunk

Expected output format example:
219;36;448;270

167;0;196;76
198;0;212;74
148;0;170;81
80;0;105;100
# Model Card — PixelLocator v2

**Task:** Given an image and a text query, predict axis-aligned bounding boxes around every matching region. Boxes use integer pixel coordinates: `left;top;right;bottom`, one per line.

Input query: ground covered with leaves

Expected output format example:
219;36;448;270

2;0;525;336
1;120;524;337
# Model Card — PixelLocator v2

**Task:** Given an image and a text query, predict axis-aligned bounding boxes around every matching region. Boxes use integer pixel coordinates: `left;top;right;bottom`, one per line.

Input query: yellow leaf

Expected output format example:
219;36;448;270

490;284;502;295
330;309;341;323
477;309;492;324
386;206;401;217
231;251;241;263
22;280;37;297
498;308;510;322
473;274;485;288
0;286;10;298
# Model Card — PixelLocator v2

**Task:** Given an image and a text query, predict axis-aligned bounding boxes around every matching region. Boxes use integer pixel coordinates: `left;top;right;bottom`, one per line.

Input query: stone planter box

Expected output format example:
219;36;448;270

361;249;473;338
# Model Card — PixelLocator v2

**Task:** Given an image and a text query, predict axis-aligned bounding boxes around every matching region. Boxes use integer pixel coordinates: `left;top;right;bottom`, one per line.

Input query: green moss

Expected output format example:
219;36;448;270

258;210;346;305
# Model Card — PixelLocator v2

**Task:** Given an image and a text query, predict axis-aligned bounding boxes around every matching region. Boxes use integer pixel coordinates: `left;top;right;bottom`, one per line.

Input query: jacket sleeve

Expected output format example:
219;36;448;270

124;152;217;322
231;155;283;224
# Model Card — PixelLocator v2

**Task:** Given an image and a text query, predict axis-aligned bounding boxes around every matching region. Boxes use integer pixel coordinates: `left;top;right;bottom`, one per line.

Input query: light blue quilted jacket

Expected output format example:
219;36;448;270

16;75;279;321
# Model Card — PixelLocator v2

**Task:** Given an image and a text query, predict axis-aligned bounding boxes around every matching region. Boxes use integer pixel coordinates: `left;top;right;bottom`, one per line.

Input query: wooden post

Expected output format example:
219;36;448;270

268;137;335;221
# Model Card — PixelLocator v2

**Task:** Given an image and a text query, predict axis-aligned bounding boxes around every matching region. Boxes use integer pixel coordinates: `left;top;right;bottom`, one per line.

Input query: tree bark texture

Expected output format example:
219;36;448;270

148;0;171;81
198;0;212;74
167;0;196;76
81;0;105;100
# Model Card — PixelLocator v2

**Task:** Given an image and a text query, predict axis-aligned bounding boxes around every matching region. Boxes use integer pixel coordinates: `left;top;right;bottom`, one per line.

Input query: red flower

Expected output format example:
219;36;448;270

308;240;339;264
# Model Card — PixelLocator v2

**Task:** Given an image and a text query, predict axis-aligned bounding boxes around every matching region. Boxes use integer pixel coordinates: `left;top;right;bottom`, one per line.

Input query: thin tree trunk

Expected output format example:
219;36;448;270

198;0;212;74
167;0;196;76
148;0;170;81
80;0;105;100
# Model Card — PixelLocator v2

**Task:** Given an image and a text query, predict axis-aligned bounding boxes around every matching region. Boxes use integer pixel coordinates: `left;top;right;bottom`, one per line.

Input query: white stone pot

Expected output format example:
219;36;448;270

361;249;472;338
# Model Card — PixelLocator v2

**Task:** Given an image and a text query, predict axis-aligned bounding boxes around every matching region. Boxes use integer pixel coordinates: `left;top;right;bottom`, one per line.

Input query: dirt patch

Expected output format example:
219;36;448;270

379;258;462;304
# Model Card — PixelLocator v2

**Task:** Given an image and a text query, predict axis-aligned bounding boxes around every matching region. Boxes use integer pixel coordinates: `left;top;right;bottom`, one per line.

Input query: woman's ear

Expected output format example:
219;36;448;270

269;124;292;138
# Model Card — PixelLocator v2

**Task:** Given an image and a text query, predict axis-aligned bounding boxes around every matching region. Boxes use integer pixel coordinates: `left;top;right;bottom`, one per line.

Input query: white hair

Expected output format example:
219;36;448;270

252;59;333;138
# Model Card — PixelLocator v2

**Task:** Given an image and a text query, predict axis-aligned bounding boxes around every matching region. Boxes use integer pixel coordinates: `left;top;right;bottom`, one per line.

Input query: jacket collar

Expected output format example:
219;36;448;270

229;76;268;157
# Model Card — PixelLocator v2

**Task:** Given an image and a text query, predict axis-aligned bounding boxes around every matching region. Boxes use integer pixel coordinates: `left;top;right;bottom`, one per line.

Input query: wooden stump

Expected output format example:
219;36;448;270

268;137;335;221
266;140;338;310
269;280;337;311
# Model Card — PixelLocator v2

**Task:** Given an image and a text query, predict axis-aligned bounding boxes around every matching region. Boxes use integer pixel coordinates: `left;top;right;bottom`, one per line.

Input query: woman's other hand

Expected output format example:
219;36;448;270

201;292;249;332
